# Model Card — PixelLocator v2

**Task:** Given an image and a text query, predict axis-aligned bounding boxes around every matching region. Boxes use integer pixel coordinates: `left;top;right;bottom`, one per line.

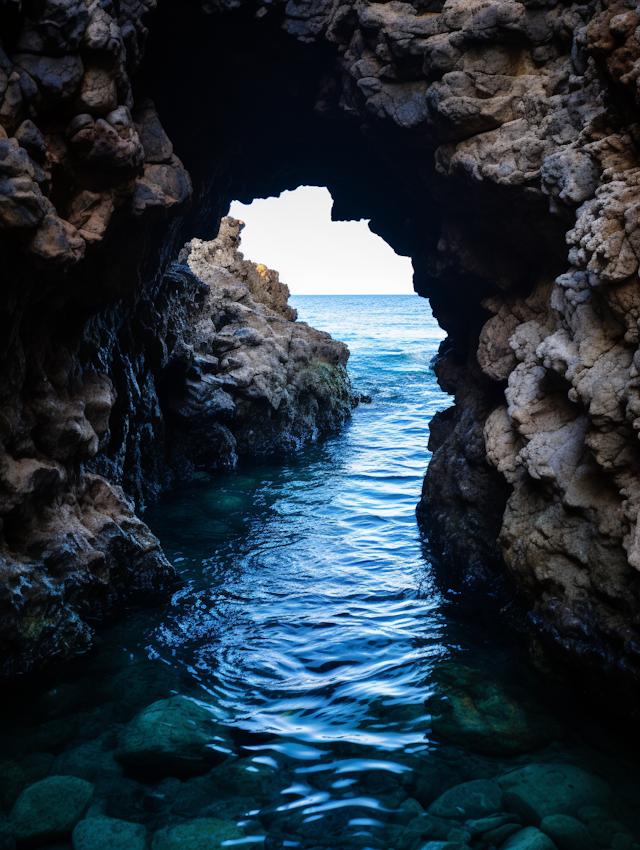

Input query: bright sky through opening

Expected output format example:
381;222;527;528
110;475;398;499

228;186;414;295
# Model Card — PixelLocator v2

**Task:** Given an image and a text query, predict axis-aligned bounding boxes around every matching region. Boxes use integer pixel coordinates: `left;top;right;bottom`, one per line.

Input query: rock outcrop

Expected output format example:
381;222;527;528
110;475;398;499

2;0;640;702
168;218;355;478
0;204;354;675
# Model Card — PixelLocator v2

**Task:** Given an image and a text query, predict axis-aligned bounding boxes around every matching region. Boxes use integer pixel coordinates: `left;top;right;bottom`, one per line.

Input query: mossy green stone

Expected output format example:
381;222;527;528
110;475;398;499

72;817;146;850
114;696;227;775
9;776;93;846
151;818;252;850
427;664;561;756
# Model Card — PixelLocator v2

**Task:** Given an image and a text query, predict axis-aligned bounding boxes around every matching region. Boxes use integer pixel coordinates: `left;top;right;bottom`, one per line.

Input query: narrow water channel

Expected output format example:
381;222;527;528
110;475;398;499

1;295;639;850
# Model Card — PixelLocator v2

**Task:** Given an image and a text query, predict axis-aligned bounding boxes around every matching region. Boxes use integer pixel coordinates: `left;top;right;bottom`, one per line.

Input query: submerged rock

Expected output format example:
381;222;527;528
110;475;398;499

402;756;462;808
0;753;55;811
150;818;251;850
502;826;558;850
72;817;146;850
8;776;93;846
114;696;228;775
498;764;617;826
426;665;561;755
427;779;504;821
539;814;596;850
206;756;273;799
484;823;524;845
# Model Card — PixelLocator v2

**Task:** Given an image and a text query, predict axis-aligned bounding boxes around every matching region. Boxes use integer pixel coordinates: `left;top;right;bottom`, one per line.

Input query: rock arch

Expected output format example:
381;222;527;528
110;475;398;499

1;0;639;705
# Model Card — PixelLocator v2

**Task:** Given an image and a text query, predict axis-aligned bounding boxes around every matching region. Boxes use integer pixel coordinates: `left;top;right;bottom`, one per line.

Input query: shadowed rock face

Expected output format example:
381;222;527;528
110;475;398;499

1;0;640;702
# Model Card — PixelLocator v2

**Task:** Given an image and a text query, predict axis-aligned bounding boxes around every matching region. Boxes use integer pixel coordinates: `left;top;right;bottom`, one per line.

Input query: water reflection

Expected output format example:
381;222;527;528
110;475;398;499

0;296;638;850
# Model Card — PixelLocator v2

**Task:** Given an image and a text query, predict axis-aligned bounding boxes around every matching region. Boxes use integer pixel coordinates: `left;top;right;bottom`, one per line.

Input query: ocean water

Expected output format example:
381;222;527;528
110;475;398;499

1;295;639;849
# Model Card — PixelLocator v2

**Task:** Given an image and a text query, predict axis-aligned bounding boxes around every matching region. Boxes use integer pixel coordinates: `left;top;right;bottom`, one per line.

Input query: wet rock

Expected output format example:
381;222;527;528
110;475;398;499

583;815;636;850
8;776;93;846
483;823;523;844
503;826;559;849
427;665;561;755
34;719;78;754
103;779;145;822
540;814;596;850
498;764;617;826
141;778;182;814
465;814;521;836
150;818;248;850
405;813;465;843
71;817;146;850
114;696;228;775
206;757;273;799
428;779;504;821
3;0;640;707
53;738;120;783
403;756;462;807
396;797;424;825
0;753;55;811
420;842;470;850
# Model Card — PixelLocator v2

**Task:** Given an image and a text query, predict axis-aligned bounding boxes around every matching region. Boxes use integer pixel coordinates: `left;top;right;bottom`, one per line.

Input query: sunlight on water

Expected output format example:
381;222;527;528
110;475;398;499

145;295;448;748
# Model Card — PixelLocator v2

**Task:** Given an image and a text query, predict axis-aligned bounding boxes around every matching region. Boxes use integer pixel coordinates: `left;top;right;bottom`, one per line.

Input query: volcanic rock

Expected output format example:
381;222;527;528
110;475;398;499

0;0;640;704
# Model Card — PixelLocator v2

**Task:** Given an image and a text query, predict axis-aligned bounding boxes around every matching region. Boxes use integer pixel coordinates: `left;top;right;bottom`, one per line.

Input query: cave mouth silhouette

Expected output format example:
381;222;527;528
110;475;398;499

133;0;492;363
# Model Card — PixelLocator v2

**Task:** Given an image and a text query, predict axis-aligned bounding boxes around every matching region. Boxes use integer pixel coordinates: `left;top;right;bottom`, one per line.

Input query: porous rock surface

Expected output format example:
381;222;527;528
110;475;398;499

0;195;353;675
1;0;640;702
170;217;355;476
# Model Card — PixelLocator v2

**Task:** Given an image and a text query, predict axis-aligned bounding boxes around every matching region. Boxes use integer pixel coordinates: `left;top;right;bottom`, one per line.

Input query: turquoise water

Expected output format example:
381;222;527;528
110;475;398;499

144;294;449;747
1;295;639;850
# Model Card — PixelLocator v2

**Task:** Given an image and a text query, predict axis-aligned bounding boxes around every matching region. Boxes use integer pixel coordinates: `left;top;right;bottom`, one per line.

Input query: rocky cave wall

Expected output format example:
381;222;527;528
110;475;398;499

1;0;640;704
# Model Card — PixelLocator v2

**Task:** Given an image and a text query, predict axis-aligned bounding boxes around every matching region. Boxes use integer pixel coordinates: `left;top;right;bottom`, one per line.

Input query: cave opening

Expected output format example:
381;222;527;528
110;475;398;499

228;185;415;295
3;0;640;841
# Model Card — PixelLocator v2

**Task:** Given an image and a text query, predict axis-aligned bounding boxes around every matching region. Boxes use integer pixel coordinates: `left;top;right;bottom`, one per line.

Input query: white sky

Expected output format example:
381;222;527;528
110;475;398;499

228;186;414;295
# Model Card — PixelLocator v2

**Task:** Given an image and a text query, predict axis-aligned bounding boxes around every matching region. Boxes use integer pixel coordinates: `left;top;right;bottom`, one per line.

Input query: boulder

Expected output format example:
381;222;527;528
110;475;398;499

498;764;617;826
540;814;596;850
428;779;504;820
426;665;561;755
206;757;273;798
114;696;228;775
72;817;146;850
0;753;55;811
9;776;93;846
503;826;559;849
151;818;255;850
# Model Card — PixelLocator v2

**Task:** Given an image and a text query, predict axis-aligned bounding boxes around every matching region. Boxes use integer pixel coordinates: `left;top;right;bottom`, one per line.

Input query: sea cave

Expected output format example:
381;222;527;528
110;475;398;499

0;0;640;847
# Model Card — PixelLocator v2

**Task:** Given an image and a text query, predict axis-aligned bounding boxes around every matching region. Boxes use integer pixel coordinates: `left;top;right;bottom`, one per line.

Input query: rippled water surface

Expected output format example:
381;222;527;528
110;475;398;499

2;295;640;850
